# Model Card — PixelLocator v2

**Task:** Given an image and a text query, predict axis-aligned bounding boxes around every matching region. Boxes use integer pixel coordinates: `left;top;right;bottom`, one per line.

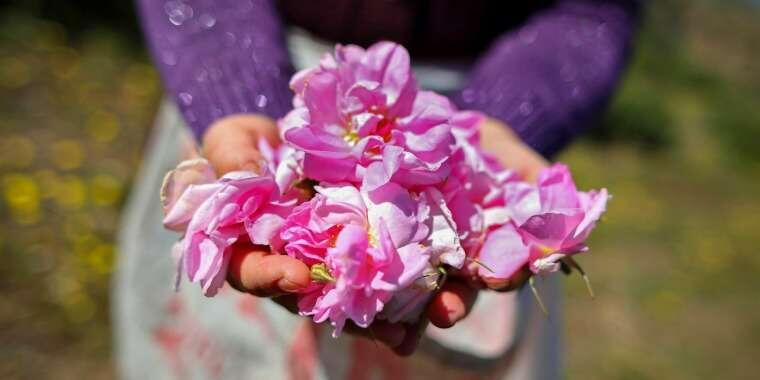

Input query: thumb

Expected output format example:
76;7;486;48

202;114;281;176
480;118;547;182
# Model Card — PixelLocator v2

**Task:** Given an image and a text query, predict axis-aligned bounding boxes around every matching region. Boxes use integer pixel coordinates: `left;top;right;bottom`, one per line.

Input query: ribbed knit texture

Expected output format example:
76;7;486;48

137;0;641;157
137;0;295;138
452;0;640;156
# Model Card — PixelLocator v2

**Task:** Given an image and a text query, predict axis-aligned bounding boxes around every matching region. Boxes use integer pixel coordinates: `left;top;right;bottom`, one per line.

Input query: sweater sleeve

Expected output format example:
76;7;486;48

136;0;294;140
452;0;642;157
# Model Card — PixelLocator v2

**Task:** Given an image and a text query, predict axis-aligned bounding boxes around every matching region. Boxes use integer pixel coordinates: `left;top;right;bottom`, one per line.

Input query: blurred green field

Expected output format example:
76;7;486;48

1;1;759;379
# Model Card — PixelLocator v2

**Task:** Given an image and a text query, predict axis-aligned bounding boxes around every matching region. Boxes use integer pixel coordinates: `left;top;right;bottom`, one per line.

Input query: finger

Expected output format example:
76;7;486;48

479;119;547;182
227;242;310;297
426;280;478;329
202;114;280;176
392;318;429;356
482;266;532;292
502;140;547;183
345;320;406;349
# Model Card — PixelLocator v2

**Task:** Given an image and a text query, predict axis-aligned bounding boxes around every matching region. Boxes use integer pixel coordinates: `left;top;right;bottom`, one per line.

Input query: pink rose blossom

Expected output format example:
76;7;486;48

164;169;296;296
516;164;609;273
380;263;441;324
159;41;613;333
280;183;441;335
414;188;466;268
477;164;609;280
160;158;217;232
476;222;530;280
257;138;303;194
280;42;455;191
438;111;520;262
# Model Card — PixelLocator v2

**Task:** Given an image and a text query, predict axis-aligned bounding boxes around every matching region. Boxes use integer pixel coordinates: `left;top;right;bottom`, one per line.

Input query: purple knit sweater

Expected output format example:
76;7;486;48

136;0;641;157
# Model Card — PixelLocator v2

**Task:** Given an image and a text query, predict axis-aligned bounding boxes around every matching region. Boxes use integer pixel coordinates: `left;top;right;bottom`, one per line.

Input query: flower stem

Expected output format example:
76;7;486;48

529;276;549;317
562;256;595;299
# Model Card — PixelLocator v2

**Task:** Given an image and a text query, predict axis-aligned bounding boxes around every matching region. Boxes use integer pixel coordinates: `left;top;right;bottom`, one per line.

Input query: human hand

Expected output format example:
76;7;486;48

475;117;548;291
202;114;478;355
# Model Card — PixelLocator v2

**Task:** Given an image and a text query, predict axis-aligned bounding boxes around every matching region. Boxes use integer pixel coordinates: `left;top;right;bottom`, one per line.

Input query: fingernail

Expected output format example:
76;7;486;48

447;307;465;324
278;278;306;293
484;277;510;290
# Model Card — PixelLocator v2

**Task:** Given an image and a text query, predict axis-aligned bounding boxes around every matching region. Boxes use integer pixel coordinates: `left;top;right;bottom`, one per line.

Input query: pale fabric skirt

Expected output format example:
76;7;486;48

113;29;562;380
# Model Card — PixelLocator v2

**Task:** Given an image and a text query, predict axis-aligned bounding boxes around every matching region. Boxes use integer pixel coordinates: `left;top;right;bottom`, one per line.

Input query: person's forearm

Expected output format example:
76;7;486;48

136;0;294;139
453;0;642;157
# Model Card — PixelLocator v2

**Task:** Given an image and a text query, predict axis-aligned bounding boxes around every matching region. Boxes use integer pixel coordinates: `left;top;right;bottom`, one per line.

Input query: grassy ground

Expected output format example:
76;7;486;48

0;9;157;379
1;1;759;379
562;3;760;379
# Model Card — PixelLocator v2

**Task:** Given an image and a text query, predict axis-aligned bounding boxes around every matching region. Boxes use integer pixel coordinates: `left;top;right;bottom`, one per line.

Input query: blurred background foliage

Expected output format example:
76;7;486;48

0;0;758;379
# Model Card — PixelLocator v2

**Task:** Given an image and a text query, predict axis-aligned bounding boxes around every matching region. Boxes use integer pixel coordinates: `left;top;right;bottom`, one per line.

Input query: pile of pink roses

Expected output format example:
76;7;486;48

161;42;608;336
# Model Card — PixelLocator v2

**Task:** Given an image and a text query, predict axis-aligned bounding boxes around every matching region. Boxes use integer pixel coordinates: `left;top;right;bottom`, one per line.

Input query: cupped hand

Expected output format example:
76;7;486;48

475;118;548;291
202;114;478;355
